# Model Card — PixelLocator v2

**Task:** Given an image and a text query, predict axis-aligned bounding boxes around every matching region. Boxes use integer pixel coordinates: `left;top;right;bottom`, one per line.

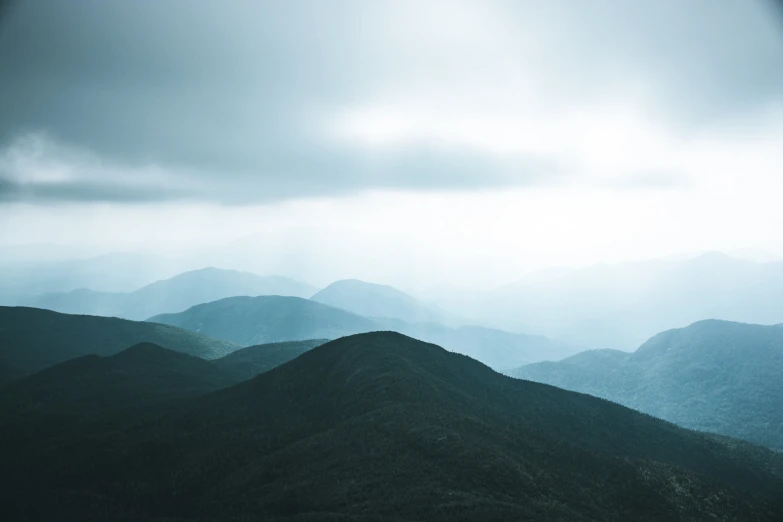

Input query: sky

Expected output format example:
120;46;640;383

1;0;783;287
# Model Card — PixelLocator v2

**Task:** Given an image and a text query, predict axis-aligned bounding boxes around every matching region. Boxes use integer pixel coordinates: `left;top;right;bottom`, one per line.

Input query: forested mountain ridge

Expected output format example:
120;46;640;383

2;332;781;521
1;342;237;417
511;319;783;450
1;338;328;418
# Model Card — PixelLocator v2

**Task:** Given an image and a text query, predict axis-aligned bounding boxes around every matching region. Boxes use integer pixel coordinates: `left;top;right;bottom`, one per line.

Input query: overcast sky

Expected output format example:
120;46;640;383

1;0;782;286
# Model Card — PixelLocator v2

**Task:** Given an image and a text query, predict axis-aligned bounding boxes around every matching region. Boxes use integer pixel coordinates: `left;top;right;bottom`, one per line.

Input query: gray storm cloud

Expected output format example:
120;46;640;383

0;0;782;204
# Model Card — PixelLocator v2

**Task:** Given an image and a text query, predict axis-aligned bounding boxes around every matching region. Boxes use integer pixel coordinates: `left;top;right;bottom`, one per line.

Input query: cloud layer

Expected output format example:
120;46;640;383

1;0;782;204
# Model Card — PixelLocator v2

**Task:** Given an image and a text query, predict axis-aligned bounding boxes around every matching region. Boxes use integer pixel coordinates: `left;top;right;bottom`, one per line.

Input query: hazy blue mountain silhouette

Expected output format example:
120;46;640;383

511;320;783;450
24;267;317;320
150;295;575;369
312;278;452;324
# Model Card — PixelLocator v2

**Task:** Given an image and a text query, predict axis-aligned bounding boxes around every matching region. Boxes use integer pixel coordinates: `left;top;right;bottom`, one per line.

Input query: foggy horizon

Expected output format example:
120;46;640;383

2;0;783;290
2;235;783;292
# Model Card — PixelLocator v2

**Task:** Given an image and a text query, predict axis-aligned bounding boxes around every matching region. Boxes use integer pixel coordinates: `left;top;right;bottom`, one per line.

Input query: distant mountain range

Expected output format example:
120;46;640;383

15;251;783;354
311;278;453;324
510;320;783;450
150;295;575;370
0;252;189;302
2;332;781;520
437;252;783;349
23;267;317;320
150;295;377;345
0;306;239;385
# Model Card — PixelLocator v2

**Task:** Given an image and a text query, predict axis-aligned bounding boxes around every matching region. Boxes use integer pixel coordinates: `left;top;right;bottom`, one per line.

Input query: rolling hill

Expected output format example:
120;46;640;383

149;295;377;345
311;278;451;324
23;267;317;320
0;306;239;385
150;296;575;369
1;342;237;417
2;339;327;420
2;332;781;521
510;320;783;450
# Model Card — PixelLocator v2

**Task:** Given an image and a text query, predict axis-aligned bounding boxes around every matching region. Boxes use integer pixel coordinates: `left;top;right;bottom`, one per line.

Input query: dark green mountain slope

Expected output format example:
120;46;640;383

4;332;781;521
0;340;328;465
24;267;317;320
151;296;574;370
311;278;450;324
0;340;327;448
0;343;244;473
511;320;783;450
0;306;239;384
149;295;376;345
213;338;327;381
2;340;323;418
1;342;236;417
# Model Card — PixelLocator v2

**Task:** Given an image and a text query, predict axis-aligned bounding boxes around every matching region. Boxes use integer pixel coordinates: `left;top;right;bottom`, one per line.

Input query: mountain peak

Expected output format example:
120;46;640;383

232;331;501;415
311;279;446;324
149;295;375;346
111;341;189;363
686;251;745;266
633;319;783;365
636;318;774;356
262;331;455;382
514;319;783;451
316;278;413;298
118;341;168;354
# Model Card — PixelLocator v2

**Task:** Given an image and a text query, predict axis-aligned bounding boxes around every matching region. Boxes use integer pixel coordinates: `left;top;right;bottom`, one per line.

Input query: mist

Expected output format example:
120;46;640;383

2;3;783;520
2;0;783;341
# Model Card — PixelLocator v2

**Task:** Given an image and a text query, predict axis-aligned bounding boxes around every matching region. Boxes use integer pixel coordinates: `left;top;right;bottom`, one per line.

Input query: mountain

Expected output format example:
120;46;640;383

2;339;327;422
0;306;239;385
311;278;451;324
438;252;783;349
2;332;781;521
0;252;188;303
23;267;318;320
1;342;237;417
22;287;128;316
213;338;327;382
150;296;574;369
149;295;377;345
510;320;783;450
